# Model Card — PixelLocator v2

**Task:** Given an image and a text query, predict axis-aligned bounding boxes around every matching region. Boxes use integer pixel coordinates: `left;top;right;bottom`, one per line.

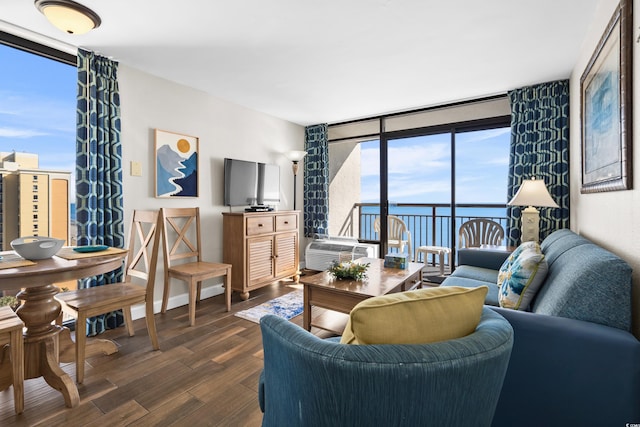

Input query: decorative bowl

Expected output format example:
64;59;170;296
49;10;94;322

11;236;64;260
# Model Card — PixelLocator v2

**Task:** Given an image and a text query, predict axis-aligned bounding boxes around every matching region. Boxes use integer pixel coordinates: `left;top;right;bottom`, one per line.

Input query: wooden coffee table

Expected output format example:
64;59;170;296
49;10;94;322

302;257;424;333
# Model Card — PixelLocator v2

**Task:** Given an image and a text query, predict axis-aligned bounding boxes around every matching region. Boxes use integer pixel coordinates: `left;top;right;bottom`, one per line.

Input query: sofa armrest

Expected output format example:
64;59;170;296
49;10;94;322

490;307;640;427
457;248;510;270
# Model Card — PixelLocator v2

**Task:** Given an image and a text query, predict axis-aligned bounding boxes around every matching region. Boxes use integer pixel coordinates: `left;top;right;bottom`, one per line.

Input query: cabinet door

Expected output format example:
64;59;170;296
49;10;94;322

274;232;298;277
247;235;275;286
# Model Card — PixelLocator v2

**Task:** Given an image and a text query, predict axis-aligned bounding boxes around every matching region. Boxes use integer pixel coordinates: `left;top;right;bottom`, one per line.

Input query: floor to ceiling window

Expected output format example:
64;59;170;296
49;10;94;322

328;96;511;261
0;33;77;292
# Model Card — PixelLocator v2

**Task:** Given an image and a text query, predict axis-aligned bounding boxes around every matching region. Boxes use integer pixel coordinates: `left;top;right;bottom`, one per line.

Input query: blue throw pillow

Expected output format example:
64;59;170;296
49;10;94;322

498;244;548;310
498;241;539;273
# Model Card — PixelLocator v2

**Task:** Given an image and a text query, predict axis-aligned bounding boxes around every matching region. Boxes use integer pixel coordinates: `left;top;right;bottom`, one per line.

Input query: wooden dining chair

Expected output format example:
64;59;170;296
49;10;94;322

159;207;232;326
0;306;24;414
56;210;162;384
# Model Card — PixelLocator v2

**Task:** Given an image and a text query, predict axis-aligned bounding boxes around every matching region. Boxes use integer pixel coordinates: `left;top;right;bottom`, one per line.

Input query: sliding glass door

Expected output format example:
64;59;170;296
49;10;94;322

385;133;452;259
327;98;512;265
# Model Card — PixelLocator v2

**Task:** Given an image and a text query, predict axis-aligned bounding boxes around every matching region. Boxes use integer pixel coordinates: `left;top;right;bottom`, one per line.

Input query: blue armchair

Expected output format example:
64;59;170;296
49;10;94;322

259;308;514;427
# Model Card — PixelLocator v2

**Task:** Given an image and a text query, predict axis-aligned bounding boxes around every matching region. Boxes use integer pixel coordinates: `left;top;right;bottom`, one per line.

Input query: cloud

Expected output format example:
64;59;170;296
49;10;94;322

0;91;74;136
457;127;511;144
0;127;49;138
355;127;511;203
361;142;450;178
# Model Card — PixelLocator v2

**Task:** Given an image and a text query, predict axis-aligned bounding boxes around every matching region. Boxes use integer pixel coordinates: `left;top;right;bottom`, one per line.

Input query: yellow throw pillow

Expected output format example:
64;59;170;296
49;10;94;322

340;286;488;345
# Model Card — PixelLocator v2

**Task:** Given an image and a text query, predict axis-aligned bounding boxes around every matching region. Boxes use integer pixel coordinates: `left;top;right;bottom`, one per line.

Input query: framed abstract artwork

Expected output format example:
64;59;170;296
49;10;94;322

155;129;199;198
580;0;632;193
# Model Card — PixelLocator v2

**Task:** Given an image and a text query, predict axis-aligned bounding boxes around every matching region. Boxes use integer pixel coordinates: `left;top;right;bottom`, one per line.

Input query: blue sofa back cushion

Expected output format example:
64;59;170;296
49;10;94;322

534;232;632;331
539;228;590;267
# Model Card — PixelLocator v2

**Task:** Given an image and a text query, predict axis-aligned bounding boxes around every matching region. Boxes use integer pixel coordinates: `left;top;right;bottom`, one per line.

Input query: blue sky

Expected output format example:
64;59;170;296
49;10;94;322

0;43;76;173
360;128;511;204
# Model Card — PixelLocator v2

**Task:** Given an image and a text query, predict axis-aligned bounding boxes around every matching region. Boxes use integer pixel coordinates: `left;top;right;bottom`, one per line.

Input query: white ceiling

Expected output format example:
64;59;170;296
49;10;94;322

1;0;600;126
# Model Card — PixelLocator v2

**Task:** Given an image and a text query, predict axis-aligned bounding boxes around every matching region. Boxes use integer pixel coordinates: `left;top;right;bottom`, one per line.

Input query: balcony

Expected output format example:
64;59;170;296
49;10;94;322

338;202;508;266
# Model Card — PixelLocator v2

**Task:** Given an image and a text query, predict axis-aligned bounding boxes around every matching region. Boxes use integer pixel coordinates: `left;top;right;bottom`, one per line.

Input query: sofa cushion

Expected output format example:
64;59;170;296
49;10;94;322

441;273;500;306
533;242;632;330
450;264;500;283
498;244;548;310
340;286;488;345
540;228;590;268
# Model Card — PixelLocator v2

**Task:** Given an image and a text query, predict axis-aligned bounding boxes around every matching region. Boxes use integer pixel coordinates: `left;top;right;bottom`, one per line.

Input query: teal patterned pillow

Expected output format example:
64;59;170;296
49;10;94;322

498;245;548;310
498;241;539;273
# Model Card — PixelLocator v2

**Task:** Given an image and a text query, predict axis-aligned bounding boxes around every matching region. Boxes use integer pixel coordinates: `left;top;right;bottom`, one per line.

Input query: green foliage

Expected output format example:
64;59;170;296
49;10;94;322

0;295;18;310
328;260;370;281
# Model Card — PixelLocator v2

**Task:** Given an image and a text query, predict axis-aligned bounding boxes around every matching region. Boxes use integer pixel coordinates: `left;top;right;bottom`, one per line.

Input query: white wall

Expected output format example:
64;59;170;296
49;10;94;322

118;65;304;317
328;141;361;237
570;0;640;336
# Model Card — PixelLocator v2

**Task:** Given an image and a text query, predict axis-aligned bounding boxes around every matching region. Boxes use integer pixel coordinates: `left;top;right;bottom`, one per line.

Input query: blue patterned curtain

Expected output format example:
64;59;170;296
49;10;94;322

76;48;125;336
303;124;329;237
506;80;570;246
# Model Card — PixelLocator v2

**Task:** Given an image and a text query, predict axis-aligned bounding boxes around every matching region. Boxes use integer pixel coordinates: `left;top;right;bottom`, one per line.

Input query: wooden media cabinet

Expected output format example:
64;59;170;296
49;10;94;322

222;211;300;300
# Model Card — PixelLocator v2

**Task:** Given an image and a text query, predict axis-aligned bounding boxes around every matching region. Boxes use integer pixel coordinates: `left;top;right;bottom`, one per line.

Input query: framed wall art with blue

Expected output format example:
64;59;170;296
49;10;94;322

155;129;199;198
580;0;632;193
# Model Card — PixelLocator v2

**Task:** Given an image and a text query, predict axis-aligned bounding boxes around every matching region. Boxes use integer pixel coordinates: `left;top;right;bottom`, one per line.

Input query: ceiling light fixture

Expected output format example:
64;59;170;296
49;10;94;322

35;0;101;35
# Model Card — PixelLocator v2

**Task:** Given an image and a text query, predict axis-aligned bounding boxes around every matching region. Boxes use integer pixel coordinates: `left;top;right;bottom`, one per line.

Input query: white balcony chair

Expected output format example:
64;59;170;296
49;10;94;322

374;215;412;260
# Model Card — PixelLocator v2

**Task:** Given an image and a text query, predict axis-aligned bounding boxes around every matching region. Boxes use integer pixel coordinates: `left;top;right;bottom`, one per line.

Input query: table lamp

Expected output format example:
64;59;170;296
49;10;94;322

508;177;559;242
285;150;307;210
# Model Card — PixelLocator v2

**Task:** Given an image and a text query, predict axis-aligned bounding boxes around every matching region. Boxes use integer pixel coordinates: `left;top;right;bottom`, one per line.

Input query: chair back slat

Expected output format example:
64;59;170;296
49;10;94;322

458;219;504;248
125;210;161;291
160;207;203;268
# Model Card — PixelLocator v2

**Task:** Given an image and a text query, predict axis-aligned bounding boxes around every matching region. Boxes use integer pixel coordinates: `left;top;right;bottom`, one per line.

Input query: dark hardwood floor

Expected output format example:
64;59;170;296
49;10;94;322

0;281;310;427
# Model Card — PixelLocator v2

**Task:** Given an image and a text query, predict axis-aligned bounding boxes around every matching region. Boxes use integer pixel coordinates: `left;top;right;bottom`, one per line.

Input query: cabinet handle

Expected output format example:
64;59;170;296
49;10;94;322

258;223;263;227
284;221;289;224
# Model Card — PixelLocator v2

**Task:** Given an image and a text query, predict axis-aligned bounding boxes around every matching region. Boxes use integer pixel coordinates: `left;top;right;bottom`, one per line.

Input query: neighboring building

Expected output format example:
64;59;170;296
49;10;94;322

0;152;72;251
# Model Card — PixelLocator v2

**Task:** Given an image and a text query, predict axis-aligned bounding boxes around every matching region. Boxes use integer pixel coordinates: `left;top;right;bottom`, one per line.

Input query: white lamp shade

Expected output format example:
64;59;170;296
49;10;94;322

508;179;559;208
285;150;307;162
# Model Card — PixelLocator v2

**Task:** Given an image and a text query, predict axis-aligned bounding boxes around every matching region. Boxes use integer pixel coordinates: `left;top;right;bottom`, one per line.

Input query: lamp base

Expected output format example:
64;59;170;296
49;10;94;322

520;206;540;243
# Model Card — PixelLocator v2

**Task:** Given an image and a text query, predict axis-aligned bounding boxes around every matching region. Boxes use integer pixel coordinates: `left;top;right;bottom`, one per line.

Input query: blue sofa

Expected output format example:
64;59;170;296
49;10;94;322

442;229;640;426
259;308;513;427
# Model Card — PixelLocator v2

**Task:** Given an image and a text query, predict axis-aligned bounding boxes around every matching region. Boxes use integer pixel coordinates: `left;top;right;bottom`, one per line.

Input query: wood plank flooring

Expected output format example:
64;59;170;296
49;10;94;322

0;281;314;427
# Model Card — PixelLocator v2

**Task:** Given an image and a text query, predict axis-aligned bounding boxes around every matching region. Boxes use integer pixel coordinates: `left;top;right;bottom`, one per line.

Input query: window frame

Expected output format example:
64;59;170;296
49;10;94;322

328;97;511;255
0;31;76;65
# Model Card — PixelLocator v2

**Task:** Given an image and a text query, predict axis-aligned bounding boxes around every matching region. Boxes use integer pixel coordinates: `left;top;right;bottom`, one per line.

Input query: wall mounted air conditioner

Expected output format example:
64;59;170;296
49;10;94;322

305;237;379;271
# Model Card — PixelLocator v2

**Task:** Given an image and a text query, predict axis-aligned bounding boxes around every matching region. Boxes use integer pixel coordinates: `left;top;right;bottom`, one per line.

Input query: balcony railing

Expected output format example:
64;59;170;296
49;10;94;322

349;202;508;263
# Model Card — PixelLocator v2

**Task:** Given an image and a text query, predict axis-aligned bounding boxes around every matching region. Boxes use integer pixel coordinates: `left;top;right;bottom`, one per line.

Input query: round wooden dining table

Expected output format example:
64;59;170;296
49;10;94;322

0;249;127;408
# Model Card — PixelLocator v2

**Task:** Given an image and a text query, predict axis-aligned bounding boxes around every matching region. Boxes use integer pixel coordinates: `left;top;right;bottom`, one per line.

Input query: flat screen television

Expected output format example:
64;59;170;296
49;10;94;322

257;163;280;205
224;158;280;207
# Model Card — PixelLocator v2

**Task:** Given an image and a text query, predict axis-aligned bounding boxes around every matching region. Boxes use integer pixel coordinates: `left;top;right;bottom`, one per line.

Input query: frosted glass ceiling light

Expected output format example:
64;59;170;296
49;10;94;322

35;0;101;35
